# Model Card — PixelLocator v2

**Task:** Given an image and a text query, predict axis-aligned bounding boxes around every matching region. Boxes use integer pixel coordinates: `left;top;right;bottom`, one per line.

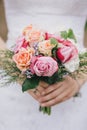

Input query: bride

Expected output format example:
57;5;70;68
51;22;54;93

0;0;87;130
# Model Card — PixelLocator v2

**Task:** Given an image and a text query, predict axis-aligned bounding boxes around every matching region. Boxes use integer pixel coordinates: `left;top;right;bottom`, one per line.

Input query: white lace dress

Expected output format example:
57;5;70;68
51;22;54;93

0;0;87;130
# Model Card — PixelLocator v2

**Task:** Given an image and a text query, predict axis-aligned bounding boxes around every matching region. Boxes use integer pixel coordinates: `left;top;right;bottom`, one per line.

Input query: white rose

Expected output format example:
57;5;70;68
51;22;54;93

64;56;80;72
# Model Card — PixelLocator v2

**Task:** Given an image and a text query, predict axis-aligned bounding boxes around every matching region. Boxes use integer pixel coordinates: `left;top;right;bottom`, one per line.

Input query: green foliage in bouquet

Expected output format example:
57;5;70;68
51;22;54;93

61;29;77;43
79;52;87;67
0;49;25;86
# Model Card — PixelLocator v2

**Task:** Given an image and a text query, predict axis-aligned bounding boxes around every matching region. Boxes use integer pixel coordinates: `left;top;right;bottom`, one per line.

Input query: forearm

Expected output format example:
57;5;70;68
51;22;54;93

0;37;6;50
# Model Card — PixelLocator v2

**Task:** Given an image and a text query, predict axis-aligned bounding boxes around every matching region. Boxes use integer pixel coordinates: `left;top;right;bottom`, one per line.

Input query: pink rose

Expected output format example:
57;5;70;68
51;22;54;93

14;35;29;53
56;40;78;63
30;56;58;77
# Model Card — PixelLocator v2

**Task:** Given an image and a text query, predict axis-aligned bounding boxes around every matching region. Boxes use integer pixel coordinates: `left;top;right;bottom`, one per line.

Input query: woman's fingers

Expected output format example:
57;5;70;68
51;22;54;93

41;82;63;95
39;84;67;103
39;81;49;88
36;85;45;93
40;86;74;107
27;82;47;101
27;76;80;106
28;89;39;100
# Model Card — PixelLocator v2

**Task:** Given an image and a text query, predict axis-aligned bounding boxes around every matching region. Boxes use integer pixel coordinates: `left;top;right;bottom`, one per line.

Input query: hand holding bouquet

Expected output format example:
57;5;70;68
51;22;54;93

0;24;87;115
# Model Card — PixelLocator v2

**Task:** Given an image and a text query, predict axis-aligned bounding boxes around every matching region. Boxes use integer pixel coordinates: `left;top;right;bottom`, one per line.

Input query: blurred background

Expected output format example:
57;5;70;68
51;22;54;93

0;0;8;40
0;0;8;48
0;0;87;48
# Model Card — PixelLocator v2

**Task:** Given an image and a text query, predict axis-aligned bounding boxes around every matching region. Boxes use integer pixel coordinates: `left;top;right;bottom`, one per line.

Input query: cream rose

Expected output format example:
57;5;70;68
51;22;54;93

38;40;55;56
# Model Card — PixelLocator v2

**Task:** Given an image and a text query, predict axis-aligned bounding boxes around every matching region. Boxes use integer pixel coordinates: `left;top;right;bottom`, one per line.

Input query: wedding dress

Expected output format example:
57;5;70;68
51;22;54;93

0;0;87;130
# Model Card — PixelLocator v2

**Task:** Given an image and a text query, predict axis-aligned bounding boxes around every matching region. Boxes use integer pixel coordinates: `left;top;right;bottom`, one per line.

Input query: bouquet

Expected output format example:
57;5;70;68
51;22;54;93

0;24;87;115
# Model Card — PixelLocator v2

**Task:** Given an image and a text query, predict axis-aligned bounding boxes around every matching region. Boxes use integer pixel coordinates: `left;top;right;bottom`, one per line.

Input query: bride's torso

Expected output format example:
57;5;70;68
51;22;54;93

4;0;87;48
1;1;87;129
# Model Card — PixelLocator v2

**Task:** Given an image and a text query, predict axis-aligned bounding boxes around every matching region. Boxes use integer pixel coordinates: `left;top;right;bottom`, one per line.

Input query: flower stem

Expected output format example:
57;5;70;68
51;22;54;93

39;106;51;115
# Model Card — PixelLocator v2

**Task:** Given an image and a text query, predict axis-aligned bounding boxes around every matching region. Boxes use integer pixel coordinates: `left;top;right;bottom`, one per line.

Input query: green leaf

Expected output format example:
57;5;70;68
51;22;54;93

40;72;60;85
60;29;77;43
52;45;58;59
79;52;87;59
22;77;40;92
50;38;58;46
68;29;77;43
61;31;68;39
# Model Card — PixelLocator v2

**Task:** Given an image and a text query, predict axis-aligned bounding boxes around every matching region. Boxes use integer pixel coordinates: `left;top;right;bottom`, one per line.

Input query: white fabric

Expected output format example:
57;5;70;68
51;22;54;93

0;0;87;130
4;0;87;48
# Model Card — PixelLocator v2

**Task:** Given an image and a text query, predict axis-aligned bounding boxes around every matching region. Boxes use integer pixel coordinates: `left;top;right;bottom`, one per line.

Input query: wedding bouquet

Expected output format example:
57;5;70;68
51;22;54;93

0;24;87;115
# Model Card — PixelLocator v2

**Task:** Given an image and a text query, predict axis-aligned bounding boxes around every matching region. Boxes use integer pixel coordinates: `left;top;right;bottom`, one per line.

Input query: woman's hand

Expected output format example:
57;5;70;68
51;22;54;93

38;76;81;107
27;81;49;101
27;74;86;107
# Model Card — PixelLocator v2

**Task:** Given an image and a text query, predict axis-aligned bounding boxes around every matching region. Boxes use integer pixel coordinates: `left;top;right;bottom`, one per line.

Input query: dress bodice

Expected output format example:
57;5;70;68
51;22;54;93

4;0;87;48
0;1;87;130
4;0;87;15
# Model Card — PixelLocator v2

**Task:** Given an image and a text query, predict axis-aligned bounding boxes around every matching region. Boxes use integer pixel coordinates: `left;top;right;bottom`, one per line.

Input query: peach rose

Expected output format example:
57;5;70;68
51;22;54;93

23;24;45;46
13;48;34;71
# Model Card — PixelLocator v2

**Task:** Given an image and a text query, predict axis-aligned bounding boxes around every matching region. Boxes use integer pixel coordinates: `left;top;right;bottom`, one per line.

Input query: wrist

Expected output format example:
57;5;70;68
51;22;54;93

75;74;87;89
72;72;87;88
